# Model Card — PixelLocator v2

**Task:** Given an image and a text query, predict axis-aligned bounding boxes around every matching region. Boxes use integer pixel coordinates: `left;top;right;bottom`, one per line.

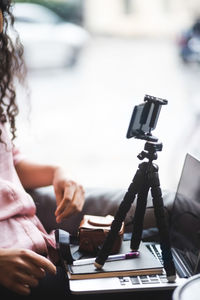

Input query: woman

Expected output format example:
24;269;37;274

0;1;85;297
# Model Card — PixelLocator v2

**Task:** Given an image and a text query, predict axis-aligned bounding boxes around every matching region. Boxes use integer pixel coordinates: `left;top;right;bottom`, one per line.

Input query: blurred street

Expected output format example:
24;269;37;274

16;36;200;192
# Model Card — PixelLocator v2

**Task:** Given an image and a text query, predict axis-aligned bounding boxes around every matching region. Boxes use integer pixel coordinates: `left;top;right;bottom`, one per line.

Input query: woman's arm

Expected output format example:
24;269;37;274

15;160;58;189
15;160;85;222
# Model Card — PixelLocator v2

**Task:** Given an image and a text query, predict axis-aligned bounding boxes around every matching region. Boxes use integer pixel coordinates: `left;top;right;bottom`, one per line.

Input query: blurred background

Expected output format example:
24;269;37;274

13;0;200;192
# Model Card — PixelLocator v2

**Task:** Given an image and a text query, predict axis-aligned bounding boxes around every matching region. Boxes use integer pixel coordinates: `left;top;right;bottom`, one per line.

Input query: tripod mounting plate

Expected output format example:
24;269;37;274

144;141;163;152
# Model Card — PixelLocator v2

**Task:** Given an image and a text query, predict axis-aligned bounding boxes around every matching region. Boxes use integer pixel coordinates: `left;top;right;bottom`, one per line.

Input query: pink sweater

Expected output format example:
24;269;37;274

0;122;56;255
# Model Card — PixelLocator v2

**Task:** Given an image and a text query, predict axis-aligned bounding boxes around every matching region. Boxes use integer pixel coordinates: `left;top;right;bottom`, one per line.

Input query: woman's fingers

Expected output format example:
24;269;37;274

16;271;39;288
25;250;56;275
55;183;85;222
11;282;31;296
0;249;56;296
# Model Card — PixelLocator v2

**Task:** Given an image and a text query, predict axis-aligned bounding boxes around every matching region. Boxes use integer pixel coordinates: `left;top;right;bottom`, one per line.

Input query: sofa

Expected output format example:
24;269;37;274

28;185;175;237
28;186;175;300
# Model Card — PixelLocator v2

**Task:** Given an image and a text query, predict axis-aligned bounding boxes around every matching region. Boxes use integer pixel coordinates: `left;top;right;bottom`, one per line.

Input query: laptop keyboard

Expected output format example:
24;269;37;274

119;274;168;286
132;274;167;284
119;243;168;286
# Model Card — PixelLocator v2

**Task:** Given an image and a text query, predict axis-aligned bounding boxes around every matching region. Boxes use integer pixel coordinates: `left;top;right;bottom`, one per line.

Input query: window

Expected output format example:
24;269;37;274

123;0;134;15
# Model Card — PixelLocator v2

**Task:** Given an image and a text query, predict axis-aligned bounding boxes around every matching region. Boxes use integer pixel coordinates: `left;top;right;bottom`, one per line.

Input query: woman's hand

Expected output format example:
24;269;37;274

15;159;85;222
53;167;85;223
0;248;56;296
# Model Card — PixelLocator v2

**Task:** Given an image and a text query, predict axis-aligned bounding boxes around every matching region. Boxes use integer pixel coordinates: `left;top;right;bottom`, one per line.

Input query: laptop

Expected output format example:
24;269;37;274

69;153;200;294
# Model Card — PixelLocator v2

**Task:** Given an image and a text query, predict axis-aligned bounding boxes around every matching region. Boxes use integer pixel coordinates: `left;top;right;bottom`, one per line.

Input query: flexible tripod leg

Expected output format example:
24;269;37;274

131;162;150;251
94;165;145;269
149;163;176;282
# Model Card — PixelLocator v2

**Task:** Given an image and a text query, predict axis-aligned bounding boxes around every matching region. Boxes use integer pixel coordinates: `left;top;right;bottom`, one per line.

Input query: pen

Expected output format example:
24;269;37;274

73;251;140;266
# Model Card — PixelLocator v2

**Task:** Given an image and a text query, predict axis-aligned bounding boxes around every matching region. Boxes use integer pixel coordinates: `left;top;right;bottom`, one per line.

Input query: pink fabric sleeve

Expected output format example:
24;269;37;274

12;146;25;166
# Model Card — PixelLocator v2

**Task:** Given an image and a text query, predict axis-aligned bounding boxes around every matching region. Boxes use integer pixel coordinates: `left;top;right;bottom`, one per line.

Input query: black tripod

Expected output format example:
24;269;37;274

95;141;176;282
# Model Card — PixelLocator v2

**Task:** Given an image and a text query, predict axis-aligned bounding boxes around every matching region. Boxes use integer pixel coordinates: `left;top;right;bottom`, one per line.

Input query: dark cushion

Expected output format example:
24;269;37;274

28;186;175;236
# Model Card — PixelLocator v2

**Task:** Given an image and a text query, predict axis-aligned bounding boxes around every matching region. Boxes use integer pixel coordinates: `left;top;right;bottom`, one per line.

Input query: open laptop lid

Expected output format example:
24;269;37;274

170;153;200;274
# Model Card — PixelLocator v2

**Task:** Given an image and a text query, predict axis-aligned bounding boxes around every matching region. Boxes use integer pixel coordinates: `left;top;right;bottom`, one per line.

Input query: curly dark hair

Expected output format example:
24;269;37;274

0;0;26;142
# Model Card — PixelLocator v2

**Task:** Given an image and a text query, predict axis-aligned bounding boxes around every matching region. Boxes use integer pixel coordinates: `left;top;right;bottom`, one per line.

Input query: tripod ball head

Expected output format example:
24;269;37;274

137;141;163;161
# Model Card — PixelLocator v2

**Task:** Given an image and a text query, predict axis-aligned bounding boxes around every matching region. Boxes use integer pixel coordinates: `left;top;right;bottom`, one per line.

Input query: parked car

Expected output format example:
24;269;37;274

11;2;90;69
177;18;200;64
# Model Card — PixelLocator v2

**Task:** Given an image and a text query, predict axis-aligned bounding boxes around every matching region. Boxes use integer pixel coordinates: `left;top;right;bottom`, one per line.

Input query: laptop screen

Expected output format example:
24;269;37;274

170;153;200;273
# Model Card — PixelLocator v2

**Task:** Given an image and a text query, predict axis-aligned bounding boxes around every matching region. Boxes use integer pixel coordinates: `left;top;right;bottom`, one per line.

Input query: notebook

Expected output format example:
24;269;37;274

67;241;163;279
69;153;200;294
